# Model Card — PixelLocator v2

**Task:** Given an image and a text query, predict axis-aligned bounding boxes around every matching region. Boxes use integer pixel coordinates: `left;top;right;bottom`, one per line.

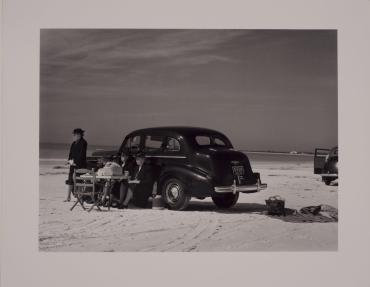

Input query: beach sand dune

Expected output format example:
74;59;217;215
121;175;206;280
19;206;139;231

39;158;338;251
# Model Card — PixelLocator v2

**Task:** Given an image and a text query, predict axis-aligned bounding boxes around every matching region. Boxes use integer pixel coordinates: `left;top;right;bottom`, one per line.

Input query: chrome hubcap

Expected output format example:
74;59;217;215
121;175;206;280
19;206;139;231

166;183;181;203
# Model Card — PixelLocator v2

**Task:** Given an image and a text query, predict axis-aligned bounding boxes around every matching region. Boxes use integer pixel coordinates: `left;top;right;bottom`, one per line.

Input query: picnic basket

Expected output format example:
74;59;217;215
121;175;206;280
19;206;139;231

97;162;122;176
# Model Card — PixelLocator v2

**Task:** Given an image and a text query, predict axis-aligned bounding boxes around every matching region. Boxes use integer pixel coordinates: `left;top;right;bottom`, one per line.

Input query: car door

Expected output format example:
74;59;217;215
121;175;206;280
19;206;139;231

157;136;190;175
163;137;183;155
142;134;167;180
144;135;187;170
314;148;330;174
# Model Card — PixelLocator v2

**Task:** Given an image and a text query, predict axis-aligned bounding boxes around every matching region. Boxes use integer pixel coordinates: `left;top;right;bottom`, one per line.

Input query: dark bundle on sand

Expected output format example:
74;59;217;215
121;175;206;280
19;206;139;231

300;206;322;215
300;205;338;219
265;200;338;223
316;204;338;221
289;205;339;223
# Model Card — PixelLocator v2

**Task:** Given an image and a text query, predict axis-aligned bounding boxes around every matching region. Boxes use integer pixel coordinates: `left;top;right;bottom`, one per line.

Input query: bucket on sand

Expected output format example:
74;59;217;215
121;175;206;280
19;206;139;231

152;195;165;210
265;195;286;216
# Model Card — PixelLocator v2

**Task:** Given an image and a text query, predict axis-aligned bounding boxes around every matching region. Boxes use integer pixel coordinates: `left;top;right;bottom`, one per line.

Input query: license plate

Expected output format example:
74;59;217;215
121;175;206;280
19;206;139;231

232;165;245;176
232;165;245;184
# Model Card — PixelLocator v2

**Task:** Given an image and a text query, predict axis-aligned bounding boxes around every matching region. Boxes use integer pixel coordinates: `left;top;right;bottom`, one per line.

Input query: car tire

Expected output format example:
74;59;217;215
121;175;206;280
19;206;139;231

162;178;190;211
324;179;332;185
212;193;239;209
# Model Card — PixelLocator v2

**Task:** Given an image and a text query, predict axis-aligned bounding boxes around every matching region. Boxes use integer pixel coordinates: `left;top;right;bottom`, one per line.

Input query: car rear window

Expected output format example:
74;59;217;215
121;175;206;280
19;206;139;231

214;137;226;146
165;137;181;152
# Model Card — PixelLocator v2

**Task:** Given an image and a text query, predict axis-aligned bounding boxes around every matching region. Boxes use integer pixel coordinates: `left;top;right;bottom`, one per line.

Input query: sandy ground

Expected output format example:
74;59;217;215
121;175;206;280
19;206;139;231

39;158;338;251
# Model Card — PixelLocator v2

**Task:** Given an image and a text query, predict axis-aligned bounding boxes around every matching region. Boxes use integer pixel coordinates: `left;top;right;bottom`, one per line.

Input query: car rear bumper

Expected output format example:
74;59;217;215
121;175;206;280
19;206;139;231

320;173;338;177
214;180;267;194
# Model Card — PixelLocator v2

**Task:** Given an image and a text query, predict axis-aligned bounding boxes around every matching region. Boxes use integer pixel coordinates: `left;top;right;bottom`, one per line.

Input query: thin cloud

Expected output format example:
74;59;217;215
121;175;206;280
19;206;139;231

40;29;337;151
41;30;245;70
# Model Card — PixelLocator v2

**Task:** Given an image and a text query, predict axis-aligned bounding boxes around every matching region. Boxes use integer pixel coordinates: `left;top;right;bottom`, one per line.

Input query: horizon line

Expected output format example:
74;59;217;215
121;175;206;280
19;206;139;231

39;142;317;154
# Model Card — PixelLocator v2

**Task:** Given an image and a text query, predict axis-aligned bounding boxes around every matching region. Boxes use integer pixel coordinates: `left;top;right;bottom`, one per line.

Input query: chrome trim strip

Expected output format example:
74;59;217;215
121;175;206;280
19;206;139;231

145;155;187;159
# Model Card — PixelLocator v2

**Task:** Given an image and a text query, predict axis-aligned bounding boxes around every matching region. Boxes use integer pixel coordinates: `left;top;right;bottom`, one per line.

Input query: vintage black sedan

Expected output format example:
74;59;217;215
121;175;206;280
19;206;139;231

88;127;267;210
314;146;338;185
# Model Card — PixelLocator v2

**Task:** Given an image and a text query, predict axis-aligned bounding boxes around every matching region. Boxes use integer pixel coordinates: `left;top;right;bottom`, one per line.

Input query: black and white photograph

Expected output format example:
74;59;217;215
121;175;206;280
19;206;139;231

3;1;370;286
39;29;338;251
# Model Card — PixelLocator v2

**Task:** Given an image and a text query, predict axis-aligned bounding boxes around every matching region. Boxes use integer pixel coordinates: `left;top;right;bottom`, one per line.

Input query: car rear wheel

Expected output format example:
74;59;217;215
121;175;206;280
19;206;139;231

324;179;332;185
212;193;239;209
162;178;190;210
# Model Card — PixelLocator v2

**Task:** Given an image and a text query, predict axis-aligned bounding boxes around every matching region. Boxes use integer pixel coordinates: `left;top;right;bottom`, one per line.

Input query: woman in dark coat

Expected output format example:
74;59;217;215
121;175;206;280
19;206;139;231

113;153;137;208
65;128;88;202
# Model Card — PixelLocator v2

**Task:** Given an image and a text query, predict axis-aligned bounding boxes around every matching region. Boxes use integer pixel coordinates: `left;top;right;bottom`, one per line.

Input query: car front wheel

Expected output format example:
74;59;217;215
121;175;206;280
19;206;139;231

162;178;190;210
212;193;239;209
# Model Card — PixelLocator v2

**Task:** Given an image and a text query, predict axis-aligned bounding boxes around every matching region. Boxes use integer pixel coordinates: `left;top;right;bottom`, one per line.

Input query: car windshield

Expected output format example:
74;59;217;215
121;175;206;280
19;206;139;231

194;134;231;148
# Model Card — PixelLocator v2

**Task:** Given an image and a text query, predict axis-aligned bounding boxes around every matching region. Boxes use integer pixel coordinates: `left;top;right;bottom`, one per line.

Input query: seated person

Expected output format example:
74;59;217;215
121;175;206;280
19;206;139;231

114;153;136;208
120;151;157;208
108;153;133;206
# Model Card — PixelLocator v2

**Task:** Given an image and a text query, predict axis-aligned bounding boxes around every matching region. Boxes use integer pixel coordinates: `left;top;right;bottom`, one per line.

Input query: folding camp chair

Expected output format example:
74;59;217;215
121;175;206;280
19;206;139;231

70;168;101;211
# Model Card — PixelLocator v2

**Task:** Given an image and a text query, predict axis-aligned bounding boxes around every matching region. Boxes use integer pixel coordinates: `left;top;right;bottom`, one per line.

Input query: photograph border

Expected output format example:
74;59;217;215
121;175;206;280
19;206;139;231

2;0;370;286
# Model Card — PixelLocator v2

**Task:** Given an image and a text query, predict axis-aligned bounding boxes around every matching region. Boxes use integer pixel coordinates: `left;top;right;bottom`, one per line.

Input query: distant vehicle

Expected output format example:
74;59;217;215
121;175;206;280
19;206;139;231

314;146;338;185
87;127;267;210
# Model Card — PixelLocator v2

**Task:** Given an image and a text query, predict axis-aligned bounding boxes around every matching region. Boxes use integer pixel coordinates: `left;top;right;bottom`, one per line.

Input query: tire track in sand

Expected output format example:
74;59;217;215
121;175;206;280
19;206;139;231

151;212;220;252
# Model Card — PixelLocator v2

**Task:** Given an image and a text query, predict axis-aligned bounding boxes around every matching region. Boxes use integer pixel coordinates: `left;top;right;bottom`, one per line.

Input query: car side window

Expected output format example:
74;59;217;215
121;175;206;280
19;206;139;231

144;135;165;152
125;135;141;150
195;136;211;146
164;137;181;152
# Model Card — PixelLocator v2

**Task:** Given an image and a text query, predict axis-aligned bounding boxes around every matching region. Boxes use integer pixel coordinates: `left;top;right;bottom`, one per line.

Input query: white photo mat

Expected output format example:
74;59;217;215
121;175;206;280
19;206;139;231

2;0;370;286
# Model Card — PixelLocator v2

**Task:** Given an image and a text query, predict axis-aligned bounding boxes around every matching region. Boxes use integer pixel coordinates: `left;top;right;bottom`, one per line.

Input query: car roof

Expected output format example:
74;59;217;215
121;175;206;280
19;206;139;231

127;126;227;137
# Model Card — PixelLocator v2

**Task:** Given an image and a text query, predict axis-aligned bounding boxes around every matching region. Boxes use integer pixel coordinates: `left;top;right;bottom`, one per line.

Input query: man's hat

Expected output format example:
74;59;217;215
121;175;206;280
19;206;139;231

72;128;85;135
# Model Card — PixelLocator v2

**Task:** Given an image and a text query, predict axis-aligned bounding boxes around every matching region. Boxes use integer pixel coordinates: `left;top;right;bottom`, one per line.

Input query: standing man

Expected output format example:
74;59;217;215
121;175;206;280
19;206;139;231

65;128;88;202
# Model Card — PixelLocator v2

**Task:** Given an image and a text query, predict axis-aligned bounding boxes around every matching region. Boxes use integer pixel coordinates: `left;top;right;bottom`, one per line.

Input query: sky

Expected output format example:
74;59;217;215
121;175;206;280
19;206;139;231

40;29;337;152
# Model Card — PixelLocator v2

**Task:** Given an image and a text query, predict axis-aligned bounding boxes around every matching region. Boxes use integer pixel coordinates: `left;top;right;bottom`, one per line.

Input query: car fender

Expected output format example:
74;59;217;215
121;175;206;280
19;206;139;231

158;165;212;195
